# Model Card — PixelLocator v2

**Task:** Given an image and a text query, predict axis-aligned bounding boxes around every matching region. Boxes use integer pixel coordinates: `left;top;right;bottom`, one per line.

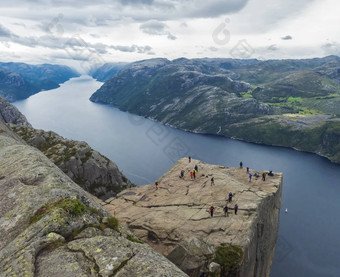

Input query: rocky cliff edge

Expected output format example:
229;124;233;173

0;119;188;277
102;158;283;277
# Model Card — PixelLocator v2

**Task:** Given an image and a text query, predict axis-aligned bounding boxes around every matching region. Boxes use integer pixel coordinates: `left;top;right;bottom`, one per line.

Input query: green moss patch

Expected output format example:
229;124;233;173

126;234;143;244
30;198;87;224
214;245;243;275
106;217;119;231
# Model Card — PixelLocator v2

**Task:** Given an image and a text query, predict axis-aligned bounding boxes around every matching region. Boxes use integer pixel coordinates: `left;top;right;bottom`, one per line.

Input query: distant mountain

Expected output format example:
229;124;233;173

90;62;128;82
0;62;79;102
90;56;340;163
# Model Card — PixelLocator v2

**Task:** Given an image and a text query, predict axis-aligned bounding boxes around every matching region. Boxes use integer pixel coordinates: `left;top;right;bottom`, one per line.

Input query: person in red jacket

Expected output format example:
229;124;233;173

209;205;215;217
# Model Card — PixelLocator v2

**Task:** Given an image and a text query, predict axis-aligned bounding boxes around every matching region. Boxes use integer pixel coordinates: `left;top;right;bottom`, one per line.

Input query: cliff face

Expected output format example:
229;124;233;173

10;125;133;200
102;158;283;277
0;96;31;127
0;119;188;277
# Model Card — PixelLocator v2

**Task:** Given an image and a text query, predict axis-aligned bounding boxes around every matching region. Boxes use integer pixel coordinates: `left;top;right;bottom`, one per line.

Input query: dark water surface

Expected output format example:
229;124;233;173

14;76;340;277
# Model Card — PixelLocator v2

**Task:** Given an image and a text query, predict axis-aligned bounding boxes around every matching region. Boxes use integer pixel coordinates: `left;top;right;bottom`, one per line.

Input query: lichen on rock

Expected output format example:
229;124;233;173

10;124;134;200
0;119;188;277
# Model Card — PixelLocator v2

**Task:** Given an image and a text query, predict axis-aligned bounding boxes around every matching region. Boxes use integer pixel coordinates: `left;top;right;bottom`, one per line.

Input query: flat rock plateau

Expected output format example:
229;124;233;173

102;158;283;277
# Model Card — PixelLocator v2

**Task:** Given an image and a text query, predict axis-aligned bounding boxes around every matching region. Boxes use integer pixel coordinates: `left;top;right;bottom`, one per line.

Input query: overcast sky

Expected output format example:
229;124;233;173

0;0;339;72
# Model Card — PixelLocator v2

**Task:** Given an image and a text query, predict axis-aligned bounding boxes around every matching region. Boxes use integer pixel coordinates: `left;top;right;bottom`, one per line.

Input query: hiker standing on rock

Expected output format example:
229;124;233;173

234;204;238;215
246;167;249;173
155;181;159;190
228;192;233;202
189;156;191;163
249;173;252;182
190;171;193;180
210;177;214;186
193;170;196;179
240;161;243;169
223;205;229;217
262;172;266;181
209;205;215;217
195;164;198;172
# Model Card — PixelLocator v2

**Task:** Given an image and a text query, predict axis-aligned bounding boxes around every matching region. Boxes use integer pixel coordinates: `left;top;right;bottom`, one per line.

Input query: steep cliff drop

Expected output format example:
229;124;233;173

102;158;283;277
10;125;133;200
0;119;188;277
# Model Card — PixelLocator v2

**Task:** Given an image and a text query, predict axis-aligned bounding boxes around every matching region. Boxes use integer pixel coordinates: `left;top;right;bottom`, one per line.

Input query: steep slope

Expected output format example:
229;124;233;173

10;125;133;200
0;95;31;126
0;62;79;101
102;158;283;277
90;56;340;163
90;62;128;82
0;118;188;277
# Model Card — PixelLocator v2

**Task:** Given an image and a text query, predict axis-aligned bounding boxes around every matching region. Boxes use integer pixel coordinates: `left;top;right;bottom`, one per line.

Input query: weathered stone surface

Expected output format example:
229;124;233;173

0;96;31;127
10;125;133;200
0;119;188;277
103;158;283;277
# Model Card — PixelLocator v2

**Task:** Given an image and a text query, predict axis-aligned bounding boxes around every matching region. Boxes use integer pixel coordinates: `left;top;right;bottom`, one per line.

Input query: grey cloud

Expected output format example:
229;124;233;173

140;20;176;40
267;44;278;51
234;0;317;34
167;33;176;40
0;24;15;38
187;0;249;18
321;42;340;55
209;47;218;52
117;0;154;5
110;44;153;54
7;33;110;57
0;0;249;24
281;35;293;40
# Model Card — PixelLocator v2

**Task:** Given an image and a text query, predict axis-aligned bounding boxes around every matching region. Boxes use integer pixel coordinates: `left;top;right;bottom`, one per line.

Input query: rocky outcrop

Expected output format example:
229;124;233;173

10;125;133;200
0;96;32;126
102;158;283;277
0;119;188;277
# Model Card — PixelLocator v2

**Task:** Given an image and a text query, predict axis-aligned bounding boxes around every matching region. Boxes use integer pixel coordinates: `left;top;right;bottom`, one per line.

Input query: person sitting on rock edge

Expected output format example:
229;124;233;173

180;170;184;178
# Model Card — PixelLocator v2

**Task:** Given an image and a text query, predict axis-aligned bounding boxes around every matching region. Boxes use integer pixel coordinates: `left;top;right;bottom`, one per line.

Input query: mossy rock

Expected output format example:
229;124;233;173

30;198;87;224
214;245;243;276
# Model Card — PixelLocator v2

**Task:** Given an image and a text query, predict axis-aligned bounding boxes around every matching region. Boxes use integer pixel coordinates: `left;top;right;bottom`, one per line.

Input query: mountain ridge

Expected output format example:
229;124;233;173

90;56;340;163
0;62;79;102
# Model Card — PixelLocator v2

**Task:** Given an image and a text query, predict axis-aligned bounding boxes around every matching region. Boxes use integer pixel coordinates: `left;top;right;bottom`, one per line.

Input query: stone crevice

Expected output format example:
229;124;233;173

66;245;103;277
111;253;136;276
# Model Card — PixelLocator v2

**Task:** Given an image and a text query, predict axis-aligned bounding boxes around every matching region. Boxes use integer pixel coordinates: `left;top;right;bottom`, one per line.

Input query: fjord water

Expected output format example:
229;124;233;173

14;75;340;277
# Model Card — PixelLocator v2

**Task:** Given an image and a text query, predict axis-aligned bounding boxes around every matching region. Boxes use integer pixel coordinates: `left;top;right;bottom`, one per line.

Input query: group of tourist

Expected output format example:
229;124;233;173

241;161;272;182
154;157;274;218
209;192;238;217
